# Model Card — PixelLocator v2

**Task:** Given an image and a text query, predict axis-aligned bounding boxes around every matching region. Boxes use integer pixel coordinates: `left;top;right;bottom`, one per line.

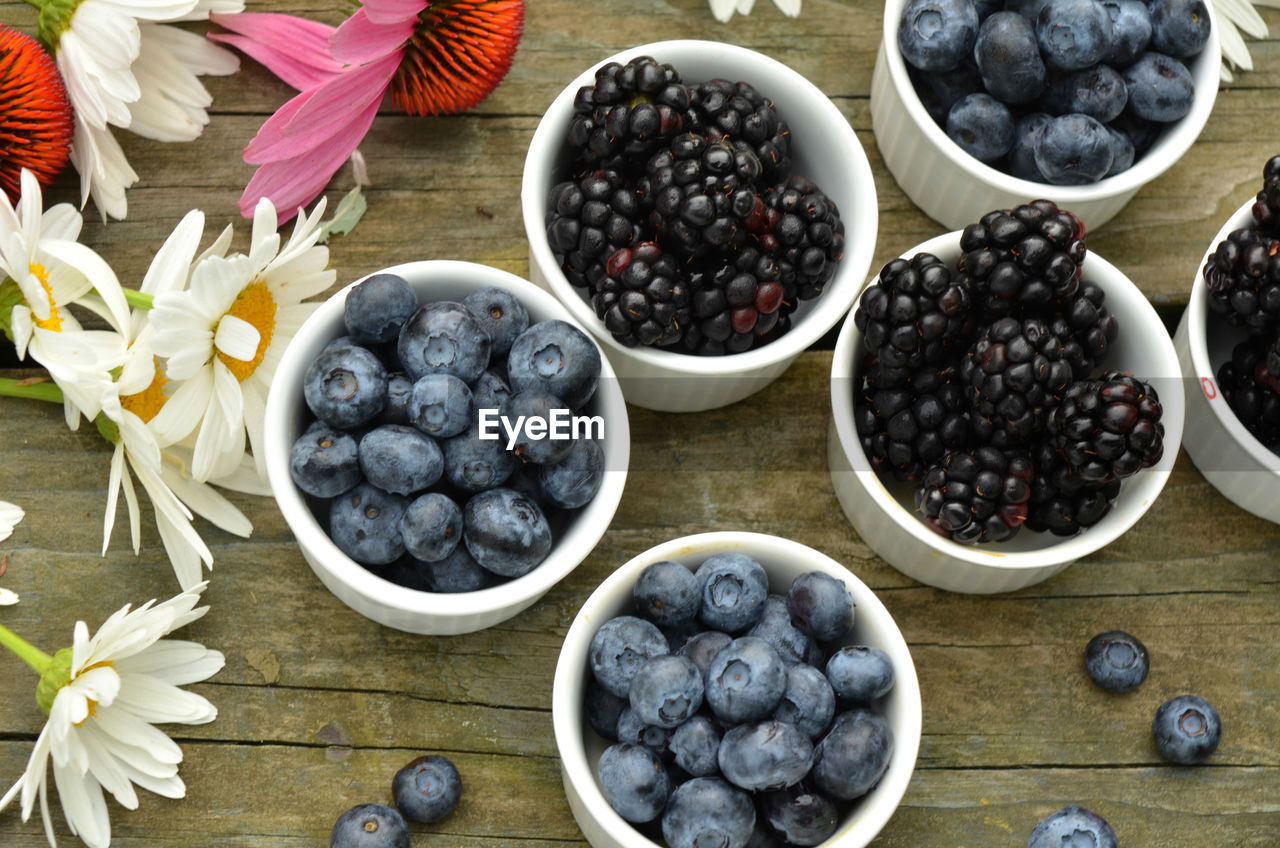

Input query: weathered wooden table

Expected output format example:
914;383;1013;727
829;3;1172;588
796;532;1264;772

2;1;1280;845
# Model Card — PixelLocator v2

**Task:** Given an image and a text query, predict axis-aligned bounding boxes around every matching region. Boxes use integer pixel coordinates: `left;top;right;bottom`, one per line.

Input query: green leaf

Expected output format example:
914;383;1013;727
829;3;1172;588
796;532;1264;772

316;185;368;244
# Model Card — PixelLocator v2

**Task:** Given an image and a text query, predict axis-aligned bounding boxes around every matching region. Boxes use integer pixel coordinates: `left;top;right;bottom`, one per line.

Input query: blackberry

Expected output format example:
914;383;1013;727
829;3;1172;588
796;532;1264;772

956;200;1087;317
1025;441;1120;535
855;366;973;482
1041;280;1119;379
854;252;975;388
597;242;691;347
674;249;788;355
1216;338;1280;448
1046;373;1164;483
1201;226;1280;336
684;78;792;181
547;169;645;289
914;446;1033;544
646;131;764;258
750;176;846;301
960;317;1074;448
568;56;690;170
1250;154;1280;236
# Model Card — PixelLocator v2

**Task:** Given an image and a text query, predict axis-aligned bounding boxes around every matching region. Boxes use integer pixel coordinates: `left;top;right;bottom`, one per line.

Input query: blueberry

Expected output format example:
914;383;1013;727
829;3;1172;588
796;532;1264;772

1110;109;1161;154
705;636;788;724
748;595;816;667
586;680;629;741
946;93;1015;163
696;553;770;633
774;664;837;739
1103;0;1152;65
1034;113;1115;184
374;555;433;591
1122;51;1195;121
909;62;984;126
786;572;854;642
1103;124;1136;175
974;12;1048;104
826;646;896;703
629;654;704;729
1084;629;1149;692
330;483;408;565
676;630;733;683
469;369;511;414
392;754;461;823
330;803;410;848
304;343;388;429
1037;0;1114;70
635;561;702;628
421;543;491;593
1044;65;1129;123
538;437;604;508
358;424;442;496
398;301;491;384
462;488;551;577
1153;694;1221;763
718;720;814;792
507;320;601;410
401;492;463;562
669;715;722;777
897;0;980;72
589;615;670;698
810;709;894;800
407;373;473;438
1008;113;1053;181
500;388;576;465
290;421;361;497
462;287;529;359
598;743;672;823
380;372;414;425
1027;806;1119;848
441;422;518;493
1147;0;1210;57
758;783;839;847
661;777;756;848
344;273;417;345
616;707;676;757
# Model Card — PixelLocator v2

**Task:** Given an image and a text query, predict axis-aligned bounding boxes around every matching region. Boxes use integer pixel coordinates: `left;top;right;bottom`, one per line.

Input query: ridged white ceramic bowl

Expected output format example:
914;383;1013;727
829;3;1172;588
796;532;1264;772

264;260;630;634
552;532;922;848
829;233;1185;593
871;0;1221;231
1174;199;1280;523
522;40;879;413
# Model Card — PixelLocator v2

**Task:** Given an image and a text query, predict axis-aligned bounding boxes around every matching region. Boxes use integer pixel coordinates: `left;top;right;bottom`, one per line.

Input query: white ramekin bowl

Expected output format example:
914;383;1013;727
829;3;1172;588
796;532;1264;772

522;40;879;413
551;531;922;848
872;0;1221;231
263;260;630;635
829;232;1186;594
1174;199;1280;523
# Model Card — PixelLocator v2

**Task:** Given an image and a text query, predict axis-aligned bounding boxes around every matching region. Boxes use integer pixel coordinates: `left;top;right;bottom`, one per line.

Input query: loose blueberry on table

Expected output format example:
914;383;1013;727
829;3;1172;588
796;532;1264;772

1083;629;1149;693
1152;694;1222;763
1027;806;1119;848
330;803;411;848
290;274;608;592
547;56;846;354
392;754;462;823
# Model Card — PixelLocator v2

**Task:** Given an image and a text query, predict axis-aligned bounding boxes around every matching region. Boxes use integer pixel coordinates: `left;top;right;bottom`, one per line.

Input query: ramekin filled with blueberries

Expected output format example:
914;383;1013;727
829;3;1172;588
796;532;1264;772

263;260;629;635
828;200;1185;594
1175;156;1280;524
522;40;879;413
552;531;921;848
871;0;1220;230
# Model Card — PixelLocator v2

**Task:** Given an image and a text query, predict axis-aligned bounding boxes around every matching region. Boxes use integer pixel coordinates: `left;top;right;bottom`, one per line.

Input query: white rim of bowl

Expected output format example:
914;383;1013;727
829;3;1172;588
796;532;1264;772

551;531;923;848
263;260;631;620
879;0;1221;200
521;39;880;377
830;233;1184;570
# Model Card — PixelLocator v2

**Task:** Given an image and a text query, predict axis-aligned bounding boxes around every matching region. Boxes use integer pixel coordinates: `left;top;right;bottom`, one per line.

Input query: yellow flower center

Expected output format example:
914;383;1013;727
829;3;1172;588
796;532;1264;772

121;358;168;424
28;263;61;332
216;282;277;382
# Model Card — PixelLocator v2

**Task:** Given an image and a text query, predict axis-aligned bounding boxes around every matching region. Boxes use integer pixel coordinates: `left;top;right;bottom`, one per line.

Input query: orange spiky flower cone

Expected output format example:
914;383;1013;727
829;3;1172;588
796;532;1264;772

0;26;73;203
390;0;525;116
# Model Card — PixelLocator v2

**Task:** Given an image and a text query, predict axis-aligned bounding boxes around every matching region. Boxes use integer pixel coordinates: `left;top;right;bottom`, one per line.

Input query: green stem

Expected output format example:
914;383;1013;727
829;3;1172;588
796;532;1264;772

124;289;154;311
0;622;53;675
0;376;64;404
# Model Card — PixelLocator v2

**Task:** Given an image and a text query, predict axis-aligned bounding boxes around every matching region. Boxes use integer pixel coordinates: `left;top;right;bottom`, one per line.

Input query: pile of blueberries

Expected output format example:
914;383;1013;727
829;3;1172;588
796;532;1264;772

897;0;1211;184
330;755;462;848
291;273;606;591
584;555;896;848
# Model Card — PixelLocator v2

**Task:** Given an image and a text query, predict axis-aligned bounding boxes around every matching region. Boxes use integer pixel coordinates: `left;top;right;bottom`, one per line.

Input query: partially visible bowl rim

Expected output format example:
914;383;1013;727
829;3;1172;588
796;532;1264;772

521;38;880;377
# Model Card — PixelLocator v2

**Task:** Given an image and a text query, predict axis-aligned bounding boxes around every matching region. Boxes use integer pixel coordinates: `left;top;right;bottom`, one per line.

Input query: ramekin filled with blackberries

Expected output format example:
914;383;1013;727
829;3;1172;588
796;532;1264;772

521;40;879;413
551;531;921;848
263;260;629;635
872;0;1220;231
828;200;1185;593
1175;156;1280;524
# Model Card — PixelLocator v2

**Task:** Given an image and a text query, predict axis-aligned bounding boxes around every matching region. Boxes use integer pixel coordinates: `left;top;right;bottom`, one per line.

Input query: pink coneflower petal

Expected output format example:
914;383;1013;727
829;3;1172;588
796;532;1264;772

209;12;342;91
330;8;416;65
363;0;429;25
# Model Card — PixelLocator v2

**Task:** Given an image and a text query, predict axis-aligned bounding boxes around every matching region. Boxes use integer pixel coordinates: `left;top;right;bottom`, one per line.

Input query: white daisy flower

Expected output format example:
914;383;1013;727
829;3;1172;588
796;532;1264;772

150;197;335;483
709;0;801;21
0;500;23;543
1216;0;1274;82
0;582;224;848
